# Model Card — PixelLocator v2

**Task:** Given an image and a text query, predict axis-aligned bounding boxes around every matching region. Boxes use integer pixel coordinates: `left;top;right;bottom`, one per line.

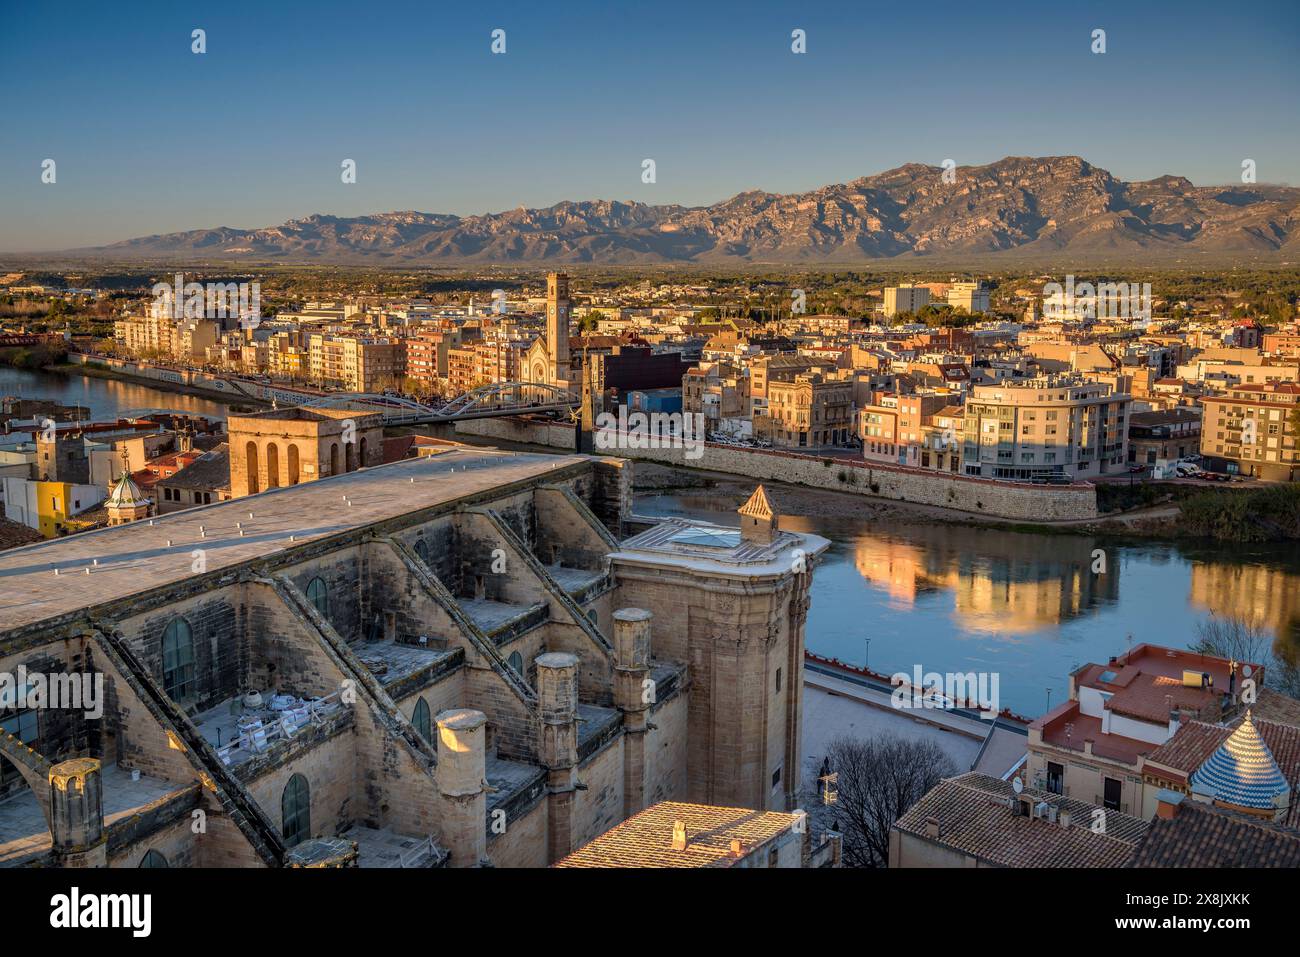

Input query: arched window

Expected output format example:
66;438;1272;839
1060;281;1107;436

245;441;260;494
139;849;169;868
507;651;524;676
586;608;598;627
329;442;339;477
412;698;431;743
161;618;196;701
266;442;280;489
287;443;300;485
345;442;357;473
359;437;368;468
305;577;329;619
413;538;430;564
281;773;311;847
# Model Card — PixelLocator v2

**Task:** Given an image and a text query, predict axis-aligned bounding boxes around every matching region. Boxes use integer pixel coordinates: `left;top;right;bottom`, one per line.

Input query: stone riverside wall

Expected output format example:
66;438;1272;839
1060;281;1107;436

602;436;1099;522
454;416;578;448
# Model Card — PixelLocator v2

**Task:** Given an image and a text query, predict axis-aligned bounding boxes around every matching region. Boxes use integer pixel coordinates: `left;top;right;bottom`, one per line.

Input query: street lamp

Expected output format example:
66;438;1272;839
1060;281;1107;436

864;638;871;671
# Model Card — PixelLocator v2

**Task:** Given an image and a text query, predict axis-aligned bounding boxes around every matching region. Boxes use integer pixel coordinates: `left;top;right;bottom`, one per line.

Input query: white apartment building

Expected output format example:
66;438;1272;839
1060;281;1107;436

947;281;990;314
962;376;1130;481
882;284;930;317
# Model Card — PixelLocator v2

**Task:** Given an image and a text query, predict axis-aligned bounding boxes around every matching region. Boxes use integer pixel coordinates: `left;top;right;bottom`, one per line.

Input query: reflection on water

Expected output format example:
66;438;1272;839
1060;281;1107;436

0;366;232;421
638;490;1300;717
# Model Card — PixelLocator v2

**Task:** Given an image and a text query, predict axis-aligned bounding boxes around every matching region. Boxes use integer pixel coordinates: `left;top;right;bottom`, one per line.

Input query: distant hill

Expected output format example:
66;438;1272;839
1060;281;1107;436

57;156;1300;265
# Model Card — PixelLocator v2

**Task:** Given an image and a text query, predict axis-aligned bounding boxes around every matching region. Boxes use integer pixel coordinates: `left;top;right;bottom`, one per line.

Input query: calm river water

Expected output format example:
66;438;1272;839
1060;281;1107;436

0;366;232;421
636;490;1300;717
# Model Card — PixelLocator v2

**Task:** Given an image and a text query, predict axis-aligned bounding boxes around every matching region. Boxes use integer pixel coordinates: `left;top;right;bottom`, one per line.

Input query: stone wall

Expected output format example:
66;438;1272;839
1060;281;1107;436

607;441;1098;521
454;416;576;449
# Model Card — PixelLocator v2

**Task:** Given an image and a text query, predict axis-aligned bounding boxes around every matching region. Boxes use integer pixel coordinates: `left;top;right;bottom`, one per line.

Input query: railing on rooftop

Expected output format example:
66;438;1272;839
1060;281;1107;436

214;690;347;766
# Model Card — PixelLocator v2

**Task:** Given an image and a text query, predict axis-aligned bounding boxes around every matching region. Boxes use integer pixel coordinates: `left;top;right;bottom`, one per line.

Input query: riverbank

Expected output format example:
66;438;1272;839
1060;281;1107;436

43;361;270;411
633;462;1294;542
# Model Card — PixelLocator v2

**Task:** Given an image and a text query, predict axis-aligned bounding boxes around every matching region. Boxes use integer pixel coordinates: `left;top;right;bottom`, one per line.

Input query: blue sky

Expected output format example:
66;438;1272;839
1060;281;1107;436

1;0;1297;252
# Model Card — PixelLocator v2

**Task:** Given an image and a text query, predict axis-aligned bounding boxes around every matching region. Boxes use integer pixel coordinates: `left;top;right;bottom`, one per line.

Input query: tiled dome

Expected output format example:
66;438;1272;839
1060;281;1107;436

1190;711;1290;811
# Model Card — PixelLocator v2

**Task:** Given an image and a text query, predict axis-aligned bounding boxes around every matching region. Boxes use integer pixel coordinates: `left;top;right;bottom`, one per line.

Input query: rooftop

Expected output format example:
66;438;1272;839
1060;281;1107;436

893;772;1148;867
0;448;582;635
554;801;801;868
612;516;829;576
1128;799;1300;868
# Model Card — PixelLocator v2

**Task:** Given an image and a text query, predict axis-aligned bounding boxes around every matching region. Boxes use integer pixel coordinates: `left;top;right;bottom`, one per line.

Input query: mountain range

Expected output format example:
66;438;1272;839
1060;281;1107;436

60;156;1300;265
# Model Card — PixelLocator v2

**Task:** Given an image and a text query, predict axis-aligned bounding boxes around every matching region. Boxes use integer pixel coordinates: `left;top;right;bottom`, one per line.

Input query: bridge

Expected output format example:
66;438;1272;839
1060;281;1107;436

297;381;578;426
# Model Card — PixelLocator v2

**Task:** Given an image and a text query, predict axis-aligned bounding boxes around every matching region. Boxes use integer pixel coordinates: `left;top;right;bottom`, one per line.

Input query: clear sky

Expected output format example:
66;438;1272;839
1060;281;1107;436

1;0;1297;253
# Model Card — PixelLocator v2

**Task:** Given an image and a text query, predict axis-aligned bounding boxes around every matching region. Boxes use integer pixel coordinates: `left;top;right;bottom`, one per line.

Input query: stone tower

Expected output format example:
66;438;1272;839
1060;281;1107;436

738;485;777;544
545;272;571;387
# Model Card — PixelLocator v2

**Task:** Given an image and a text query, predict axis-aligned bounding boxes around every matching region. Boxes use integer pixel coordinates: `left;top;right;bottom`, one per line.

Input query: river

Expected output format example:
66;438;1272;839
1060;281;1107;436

636;488;1300;717
7;365;1296;718
0;366;233;422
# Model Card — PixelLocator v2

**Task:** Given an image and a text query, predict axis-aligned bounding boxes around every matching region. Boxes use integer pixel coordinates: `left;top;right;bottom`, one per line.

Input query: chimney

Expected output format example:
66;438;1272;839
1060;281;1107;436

1155;789;1185;820
672;820;688;851
730;839;744;856
924;817;941;839
1082;738;1094;756
1059;809;1072;829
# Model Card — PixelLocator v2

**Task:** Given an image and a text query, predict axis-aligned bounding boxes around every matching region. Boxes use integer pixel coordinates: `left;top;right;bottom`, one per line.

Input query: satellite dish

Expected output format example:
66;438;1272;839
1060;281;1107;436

1012;777;1024;794
1242;664;1253;678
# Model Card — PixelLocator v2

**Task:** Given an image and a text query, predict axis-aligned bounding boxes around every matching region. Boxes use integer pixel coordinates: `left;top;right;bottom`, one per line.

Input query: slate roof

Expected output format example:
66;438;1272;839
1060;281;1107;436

160;445;231;492
892;772;1147;867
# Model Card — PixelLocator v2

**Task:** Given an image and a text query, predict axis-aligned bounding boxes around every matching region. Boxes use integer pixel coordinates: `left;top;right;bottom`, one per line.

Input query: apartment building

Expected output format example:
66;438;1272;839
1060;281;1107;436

883;284;930;318
858;391;951;467
1200;382;1300;481
307;335;404;392
683;361;747;432
405;328;462;390
756;373;853;449
962;376;1130;481
114;314;220;361
1128;408;1202;467
749;354;819;418
947;281;990;314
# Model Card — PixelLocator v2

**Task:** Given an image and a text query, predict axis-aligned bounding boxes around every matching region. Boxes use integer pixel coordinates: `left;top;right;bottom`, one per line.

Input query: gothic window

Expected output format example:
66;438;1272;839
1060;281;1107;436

161;618;196;701
281;773;311;847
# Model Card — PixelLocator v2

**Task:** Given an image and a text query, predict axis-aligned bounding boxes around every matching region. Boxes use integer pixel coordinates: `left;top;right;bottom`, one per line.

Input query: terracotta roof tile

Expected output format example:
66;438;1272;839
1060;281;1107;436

554;802;800;868
893;773;1147;867
1128;801;1300;867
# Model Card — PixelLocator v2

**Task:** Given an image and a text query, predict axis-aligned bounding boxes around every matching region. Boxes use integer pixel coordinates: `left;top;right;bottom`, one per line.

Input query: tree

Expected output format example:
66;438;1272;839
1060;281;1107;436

1192;611;1300;700
800;733;956;867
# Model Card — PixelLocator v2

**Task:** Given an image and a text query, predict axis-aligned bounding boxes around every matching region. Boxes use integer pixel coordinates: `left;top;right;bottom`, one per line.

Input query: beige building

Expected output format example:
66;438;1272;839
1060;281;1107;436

883;284;930;318
307;335;405;392
227;407;384;497
946;281;990;314
756;373;853;449
0;453;829;869
1200;382;1300;481
962;376;1130;481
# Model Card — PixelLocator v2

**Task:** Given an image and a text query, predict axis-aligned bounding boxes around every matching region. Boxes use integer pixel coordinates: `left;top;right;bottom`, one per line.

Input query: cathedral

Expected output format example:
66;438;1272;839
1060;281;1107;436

0;445;828;868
